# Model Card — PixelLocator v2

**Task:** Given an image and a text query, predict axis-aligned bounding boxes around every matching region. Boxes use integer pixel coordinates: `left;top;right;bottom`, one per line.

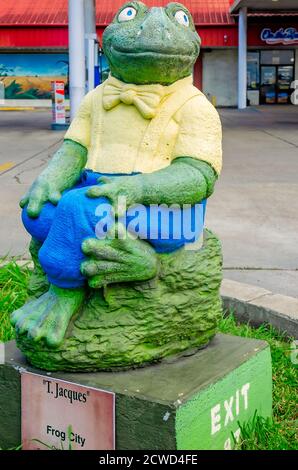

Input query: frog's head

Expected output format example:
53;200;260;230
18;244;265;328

102;2;201;85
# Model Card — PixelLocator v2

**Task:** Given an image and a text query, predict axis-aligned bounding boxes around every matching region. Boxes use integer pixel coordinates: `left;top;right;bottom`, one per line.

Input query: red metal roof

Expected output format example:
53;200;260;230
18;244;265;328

0;0;68;26
97;1;235;25
0;0;235;26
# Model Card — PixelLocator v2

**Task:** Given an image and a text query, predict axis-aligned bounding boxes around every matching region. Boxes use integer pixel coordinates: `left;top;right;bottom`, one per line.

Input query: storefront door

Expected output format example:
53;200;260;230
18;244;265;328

260;65;294;104
277;65;294;103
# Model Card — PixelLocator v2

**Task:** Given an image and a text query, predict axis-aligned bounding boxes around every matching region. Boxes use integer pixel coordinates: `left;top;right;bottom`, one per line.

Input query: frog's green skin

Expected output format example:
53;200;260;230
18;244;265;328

20;140;87;218
103;1;200;85
12;2;222;368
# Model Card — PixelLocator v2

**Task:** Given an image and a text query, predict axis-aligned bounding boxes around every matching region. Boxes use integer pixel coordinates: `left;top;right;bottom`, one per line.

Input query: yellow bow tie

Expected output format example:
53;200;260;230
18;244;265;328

102;77;165;119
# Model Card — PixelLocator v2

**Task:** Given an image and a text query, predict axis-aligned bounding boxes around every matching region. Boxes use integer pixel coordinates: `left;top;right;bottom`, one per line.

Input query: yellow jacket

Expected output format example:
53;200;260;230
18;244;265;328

65;75;222;175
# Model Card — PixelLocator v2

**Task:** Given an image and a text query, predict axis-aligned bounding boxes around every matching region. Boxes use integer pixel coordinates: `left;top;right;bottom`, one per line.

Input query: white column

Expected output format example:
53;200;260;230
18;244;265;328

84;0;97;92
68;0;86;120
238;7;247;109
84;0;96;37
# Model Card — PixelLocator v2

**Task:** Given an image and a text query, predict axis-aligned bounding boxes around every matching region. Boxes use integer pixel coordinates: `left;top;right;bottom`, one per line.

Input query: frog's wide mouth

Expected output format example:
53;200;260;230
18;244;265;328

110;45;193;60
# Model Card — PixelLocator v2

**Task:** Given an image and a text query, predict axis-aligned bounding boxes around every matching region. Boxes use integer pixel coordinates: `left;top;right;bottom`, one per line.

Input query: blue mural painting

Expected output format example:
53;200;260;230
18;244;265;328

0;53;69;99
0;52;111;99
99;54;110;83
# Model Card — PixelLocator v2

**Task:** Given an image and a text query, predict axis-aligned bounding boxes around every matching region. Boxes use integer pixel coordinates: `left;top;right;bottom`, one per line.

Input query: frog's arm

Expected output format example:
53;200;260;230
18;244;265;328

83;158;216;287
20;139;87;217
140;157;217;205
36;139;88;193
87;157;217;210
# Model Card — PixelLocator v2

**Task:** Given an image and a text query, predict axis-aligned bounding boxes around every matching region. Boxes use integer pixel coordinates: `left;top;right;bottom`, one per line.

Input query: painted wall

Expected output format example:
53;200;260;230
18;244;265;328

0;53;68;99
202;49;238;107
0;52;111;102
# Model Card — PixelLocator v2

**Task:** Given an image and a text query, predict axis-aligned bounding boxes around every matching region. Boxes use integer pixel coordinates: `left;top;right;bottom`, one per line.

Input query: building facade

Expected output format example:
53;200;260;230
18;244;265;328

202;15;298;107
0;0;297;107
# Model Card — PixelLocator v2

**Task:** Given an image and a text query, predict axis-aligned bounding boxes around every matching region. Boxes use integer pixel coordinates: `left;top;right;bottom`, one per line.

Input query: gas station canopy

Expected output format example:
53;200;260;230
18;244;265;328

230;0;298;13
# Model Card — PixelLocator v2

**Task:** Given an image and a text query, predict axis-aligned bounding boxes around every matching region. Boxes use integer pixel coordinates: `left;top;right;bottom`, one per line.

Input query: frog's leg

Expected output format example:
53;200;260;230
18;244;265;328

12;225;158;347
81;224;159;289
27;237;49;298
11;285;85;348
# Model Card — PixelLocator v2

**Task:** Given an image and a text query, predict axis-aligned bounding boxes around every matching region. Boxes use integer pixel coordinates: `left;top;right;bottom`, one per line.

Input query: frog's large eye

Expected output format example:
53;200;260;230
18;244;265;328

118;6;137;22
174;10;190;27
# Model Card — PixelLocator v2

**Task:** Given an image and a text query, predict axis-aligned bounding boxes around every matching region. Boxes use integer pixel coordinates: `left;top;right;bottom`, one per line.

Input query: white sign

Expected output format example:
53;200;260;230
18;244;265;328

210;382;250;450
21;372;115;450
51;80;66;125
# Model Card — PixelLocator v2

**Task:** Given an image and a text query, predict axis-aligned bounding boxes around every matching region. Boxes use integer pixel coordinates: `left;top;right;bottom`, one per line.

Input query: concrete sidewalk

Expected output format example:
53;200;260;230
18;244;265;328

0;110;62;258
0;105;297;297
207;105;298;297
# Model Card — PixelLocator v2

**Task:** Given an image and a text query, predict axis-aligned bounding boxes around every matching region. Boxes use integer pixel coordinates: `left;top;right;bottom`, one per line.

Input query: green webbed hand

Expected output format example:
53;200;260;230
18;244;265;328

81;223;159;288
86;158;217;211
20;139;87;218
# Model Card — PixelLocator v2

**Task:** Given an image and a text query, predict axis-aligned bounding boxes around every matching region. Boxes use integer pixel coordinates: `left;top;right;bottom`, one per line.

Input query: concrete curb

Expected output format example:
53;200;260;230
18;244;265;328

221;279;298;339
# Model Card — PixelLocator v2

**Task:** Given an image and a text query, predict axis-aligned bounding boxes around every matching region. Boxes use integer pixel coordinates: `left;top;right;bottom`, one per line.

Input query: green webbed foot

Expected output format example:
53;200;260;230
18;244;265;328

11;285;85;348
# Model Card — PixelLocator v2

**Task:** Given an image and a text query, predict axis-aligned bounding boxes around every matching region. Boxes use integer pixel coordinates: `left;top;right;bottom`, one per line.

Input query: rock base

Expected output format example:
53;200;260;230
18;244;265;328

16;230;223;372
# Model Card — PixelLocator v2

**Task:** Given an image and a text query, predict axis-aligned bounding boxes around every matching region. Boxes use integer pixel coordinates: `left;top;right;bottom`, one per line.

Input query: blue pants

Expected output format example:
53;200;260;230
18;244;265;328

22;170;206;288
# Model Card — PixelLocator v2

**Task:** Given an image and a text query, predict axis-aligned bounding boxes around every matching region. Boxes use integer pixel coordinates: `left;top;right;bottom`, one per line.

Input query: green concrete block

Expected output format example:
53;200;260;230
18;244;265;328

0;334;272;450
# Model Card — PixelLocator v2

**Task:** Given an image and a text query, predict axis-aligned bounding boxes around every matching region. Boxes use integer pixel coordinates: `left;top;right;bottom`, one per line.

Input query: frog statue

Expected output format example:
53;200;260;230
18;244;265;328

11;2;223;371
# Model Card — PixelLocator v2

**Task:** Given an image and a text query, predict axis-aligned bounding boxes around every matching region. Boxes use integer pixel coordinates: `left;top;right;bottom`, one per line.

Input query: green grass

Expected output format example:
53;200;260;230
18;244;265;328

219;313;298;450
0;259;30;342
0;259;297;450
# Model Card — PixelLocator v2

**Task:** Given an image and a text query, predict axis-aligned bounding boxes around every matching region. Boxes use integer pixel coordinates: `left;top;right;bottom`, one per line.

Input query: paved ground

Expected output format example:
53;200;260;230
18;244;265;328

208;105;298;297
0;105;297;297
0;110;63;259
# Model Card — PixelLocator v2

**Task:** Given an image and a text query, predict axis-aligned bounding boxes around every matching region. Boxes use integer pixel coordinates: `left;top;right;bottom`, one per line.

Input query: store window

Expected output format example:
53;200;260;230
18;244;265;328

247;49;295;105
247;51;260;90
260;50;295;66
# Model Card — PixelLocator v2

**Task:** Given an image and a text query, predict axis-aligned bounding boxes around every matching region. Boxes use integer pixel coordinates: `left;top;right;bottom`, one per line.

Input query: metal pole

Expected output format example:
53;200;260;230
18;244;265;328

84;0;96;36
85;0;97;92
68;0;86;120
87;38;96;91
238;7;247;109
